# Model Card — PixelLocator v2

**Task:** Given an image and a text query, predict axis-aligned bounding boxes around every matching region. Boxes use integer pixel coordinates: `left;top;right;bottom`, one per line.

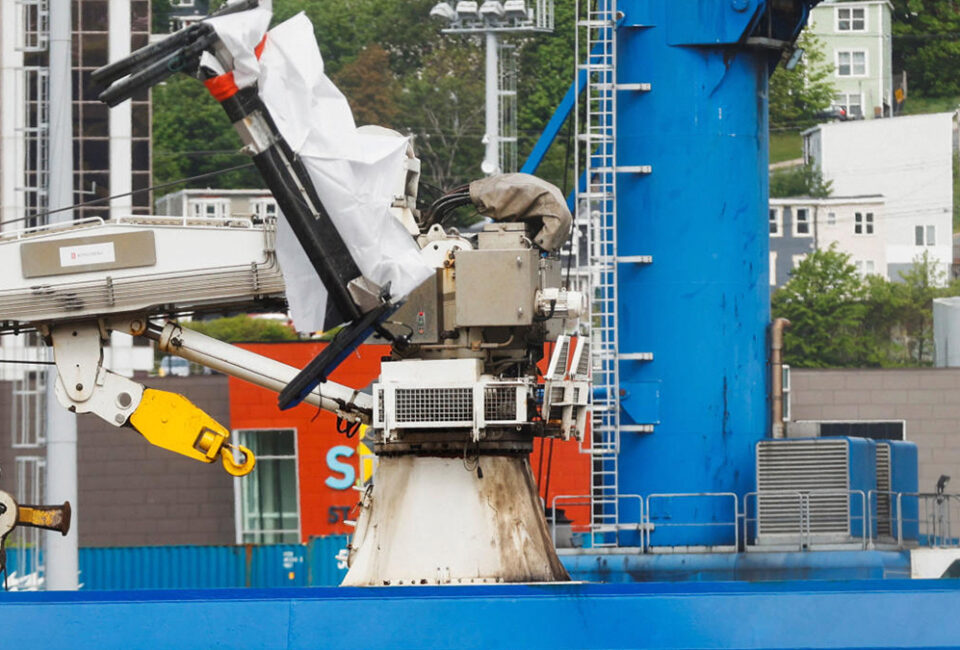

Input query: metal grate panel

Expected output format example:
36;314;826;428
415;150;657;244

876;443;892;537
757;440;850;537
394;387;473;424
484;386;518;422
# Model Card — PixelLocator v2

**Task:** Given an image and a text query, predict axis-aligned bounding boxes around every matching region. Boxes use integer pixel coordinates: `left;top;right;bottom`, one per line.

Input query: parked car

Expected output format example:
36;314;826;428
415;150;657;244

158;356;190;377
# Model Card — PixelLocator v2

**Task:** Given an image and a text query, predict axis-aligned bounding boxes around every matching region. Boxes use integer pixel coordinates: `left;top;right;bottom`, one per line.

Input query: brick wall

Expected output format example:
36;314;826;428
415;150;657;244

792;368;960;493
0;375;235;547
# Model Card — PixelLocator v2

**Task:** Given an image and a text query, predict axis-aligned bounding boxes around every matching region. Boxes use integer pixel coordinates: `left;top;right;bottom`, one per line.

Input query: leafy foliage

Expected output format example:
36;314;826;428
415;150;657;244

331;44;402;127
183;315;298;342
892;0;960;97
772;247;871;367
770;164;832;198
152;76;263;190
768;32;836;130
774;249;960;367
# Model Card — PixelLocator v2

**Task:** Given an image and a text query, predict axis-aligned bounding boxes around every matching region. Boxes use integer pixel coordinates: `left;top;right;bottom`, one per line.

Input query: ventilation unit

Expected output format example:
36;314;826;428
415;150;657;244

875;440;919;543
754;438;877;548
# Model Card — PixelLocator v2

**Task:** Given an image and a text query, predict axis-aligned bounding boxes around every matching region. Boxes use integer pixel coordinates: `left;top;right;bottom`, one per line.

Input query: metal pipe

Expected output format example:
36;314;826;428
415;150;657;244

483;31;499;175
156;323;373;422
45;0;79;591
770;317;791;438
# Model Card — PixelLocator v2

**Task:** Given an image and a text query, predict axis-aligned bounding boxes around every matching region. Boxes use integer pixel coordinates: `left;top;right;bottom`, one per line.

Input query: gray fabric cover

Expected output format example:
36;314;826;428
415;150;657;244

469;174;573;252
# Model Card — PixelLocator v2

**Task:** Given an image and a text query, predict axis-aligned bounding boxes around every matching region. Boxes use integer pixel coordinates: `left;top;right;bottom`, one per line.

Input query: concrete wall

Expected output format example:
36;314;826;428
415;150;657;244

792;368;960;492
0;375;235;547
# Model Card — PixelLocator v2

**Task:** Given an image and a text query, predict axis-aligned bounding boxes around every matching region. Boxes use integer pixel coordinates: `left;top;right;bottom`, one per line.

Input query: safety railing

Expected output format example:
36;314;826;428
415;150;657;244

115;214;256;229
743;490;869;551
0;216;105;241
554;489;960;554
645;493;739;552
550;494;644;550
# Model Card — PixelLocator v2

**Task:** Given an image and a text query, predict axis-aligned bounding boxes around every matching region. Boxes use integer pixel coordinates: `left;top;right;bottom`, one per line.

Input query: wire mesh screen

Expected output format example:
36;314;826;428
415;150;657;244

394;387;473;424
484;386;518;422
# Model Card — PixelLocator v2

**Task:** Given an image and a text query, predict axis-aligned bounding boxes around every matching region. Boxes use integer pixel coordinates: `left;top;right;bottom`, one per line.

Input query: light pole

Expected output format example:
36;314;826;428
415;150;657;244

429;1;553;175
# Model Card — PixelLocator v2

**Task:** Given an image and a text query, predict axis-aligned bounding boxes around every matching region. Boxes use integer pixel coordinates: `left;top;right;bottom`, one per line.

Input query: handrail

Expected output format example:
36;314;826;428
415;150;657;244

0;216;105;241
550;493;644;550
645;492;739;551
743;489;868;551
546;489;960;553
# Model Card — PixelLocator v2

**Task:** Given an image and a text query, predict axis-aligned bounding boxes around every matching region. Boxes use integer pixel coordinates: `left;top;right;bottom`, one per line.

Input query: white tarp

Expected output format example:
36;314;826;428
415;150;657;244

208;6;432;332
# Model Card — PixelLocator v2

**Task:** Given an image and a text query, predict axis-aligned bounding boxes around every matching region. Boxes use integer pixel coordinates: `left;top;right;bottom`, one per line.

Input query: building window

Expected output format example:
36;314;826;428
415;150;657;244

854;260;876;276
837;6;866;32
170;0;195;6
234;429;300;544
826;212;836;226
854;212;874;235
190;198;230;219
837;50;867;77
251;198;278;221
792;254;807;269
769;207;782;237
916;225;936;246
793;207;811;236
835;93;863;119
770;251;777;286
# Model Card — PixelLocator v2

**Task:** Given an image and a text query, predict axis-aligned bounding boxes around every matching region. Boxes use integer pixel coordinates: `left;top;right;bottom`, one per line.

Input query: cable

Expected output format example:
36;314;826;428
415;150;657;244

0;359;54;366
0;162;256;229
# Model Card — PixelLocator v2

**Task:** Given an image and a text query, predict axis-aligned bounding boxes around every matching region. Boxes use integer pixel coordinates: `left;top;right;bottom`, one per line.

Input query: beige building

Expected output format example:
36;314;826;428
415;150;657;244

792;368;960;493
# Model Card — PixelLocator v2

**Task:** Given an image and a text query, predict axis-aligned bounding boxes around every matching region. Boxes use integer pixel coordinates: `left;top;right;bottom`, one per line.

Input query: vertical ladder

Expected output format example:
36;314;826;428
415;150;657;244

575;0;620;547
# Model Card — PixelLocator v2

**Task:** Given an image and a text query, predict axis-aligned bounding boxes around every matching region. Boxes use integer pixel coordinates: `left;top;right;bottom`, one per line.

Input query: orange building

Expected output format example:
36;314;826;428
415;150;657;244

230;342;590;542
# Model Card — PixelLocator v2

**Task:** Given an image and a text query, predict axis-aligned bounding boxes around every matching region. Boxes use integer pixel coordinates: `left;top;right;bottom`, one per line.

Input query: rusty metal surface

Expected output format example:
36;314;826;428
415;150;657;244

17;502;71;536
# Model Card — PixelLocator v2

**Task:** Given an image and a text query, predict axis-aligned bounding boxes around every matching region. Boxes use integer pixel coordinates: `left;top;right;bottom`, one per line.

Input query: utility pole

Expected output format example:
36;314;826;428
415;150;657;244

45;0;79;591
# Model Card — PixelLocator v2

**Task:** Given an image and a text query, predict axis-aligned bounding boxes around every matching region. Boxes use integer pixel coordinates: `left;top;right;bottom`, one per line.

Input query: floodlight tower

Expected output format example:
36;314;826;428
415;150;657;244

429;1;553;175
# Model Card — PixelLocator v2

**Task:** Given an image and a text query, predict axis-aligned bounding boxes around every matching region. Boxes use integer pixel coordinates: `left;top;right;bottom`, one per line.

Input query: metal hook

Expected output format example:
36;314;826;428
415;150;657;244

220;443;256;477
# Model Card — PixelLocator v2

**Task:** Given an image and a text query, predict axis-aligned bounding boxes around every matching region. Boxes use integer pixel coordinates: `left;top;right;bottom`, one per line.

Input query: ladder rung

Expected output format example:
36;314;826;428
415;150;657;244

619;352;653;361
617;83;652;92
593;165;653;174
620;425;655;433
617;255;653;264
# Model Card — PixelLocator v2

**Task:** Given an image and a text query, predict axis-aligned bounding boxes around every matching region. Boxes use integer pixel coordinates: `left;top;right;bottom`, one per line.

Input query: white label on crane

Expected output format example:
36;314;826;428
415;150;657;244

59;242;116;267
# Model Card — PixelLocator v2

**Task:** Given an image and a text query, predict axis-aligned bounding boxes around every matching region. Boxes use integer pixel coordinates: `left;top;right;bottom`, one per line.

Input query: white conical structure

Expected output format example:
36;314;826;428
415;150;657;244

344;455;568;586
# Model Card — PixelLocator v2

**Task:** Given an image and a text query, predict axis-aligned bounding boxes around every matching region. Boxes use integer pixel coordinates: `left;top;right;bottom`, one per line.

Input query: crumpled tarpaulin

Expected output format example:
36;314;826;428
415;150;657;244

208;4;432;332
469;173;573;253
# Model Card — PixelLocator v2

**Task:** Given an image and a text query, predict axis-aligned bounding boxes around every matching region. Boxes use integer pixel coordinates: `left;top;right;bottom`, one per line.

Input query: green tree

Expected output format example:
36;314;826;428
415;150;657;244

770;163;832;198
893;251;948;364
331;44;402;128
397;42;486;190
768;31;836;130
892;0;960;97
152;76;262;191
772;246;873;367
183;315;298;342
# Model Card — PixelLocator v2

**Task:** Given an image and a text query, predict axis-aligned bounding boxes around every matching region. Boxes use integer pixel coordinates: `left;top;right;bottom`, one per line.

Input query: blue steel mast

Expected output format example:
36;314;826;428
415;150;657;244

581;0;817;547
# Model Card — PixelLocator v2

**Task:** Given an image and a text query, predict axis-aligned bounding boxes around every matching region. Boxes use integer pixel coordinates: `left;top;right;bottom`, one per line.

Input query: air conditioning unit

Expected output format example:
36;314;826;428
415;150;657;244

754;438;877;549
875;440;919;543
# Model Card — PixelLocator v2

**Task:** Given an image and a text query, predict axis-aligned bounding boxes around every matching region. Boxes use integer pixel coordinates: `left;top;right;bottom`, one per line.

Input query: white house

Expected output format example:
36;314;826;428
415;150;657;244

802;112;955;281
155;188;278;221
769;195;886;289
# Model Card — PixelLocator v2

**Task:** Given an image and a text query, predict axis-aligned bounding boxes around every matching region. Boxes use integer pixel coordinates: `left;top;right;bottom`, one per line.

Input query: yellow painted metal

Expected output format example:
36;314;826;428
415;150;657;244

220;444;256;477
17;502;71;535
129;389;256;476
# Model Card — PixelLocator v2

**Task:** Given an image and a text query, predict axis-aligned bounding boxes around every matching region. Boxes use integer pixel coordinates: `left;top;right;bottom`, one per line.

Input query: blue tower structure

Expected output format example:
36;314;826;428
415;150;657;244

581;0;818;547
